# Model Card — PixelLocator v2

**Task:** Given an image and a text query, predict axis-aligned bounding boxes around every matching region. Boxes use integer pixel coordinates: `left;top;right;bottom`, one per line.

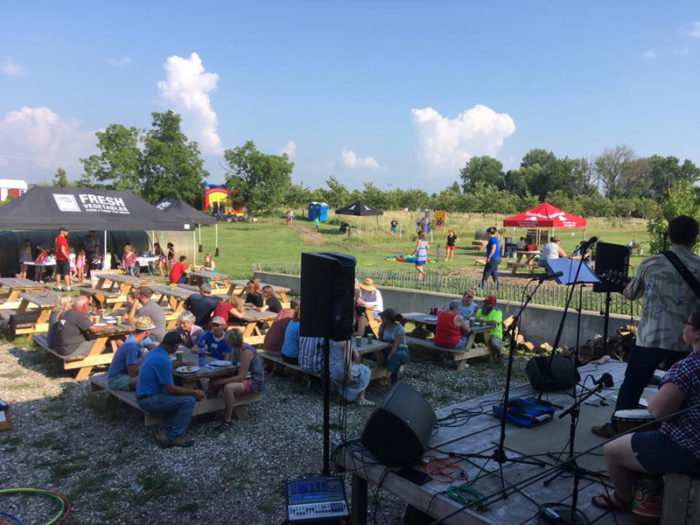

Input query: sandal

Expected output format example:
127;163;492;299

357;398;375;407
591;492;632;512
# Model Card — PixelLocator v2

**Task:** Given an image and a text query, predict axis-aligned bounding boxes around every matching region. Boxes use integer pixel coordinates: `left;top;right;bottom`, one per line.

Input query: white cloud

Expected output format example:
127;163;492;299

0;106;96;173
642;50;657;60
411;104;515;172
341;147;380;169
687;21;700;38
1;59;26;77
108;56;132;68
278;140;297;159
157;52;222;154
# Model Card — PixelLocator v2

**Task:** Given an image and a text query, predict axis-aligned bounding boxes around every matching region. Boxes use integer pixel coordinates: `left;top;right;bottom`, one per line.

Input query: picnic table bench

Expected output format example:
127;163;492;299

33;322;133;381
188;270;230;294
511;250;541;274
90;272;152;310
259;337;393;383
400;312;492;370
89;372;261;426
227;279;290;303
0;277;47;308
10;291;60;336
150;285;196;315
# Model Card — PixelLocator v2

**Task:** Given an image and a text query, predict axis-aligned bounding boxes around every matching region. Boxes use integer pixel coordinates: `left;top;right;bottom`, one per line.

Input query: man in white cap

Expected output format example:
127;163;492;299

107;316;155;390
196;316;232;360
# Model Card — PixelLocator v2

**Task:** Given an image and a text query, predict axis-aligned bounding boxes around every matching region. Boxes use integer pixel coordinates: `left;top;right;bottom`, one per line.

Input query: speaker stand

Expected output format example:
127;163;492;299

323;337;331;475
456;279;547;497
601;291;612;356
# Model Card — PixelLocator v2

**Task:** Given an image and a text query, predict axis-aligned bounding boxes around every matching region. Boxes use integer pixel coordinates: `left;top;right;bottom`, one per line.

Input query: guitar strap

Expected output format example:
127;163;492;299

663;251;700;300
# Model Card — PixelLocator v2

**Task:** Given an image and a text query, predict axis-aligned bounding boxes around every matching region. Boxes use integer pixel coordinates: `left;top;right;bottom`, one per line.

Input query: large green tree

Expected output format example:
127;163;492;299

80;124;142;191
594;145;635;198
459;155;504;190
140;111;208;203
224;140;294;217
53;167;69;187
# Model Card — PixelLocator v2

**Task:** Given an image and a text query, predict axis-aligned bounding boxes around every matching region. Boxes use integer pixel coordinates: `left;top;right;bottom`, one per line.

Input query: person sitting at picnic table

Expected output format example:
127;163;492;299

184;283;219;328
168;255;189;284
281;307;301;364
539;236;567;266
47;293;72;348
243;279;263;308
176;311;203;348
53;295;112;357
209;329;265;431
299;335;324;376
107;316;155;391
212;295;247;331
122;244;138;276
457;289;476;319
516;237;527;251
357;277;383;315
329;339;374;406
201;252;216;272
258;285;282;313
196;316;232;360
353;286;369;337
433;300;471;350
378;308;410;385
122;286;166;342
136;331;205;448
475;295;504;364
591;308;700;514
262;298;299;353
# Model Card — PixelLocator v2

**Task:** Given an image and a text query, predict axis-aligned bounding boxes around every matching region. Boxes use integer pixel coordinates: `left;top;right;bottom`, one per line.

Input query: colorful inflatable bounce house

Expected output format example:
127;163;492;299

202;182;243;217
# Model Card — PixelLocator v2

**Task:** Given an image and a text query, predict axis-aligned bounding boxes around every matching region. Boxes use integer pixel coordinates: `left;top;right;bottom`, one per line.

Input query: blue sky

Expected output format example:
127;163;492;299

1;1;699;192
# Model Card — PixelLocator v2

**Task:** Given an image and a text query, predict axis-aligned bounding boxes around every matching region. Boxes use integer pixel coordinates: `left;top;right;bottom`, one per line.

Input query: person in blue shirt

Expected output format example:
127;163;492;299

196;316;232;360
136;331;205;448
457;290;476;319
107;316;155;391
281;308;301;365
480;226;501;290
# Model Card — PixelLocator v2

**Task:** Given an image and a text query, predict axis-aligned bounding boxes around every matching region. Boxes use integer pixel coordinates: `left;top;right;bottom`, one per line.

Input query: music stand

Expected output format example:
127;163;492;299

541;258;600;285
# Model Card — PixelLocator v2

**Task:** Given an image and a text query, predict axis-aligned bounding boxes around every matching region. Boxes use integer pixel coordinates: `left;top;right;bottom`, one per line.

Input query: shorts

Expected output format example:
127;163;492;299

631;430;700;477
56;259;70;276
241;379;259;394
488;335;504;351
108;374;132;391
446;245;455;252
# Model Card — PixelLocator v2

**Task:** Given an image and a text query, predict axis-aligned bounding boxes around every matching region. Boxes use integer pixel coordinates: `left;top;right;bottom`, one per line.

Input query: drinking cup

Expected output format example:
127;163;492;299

355;335;362;347
367;333;374;343
175;350;184;362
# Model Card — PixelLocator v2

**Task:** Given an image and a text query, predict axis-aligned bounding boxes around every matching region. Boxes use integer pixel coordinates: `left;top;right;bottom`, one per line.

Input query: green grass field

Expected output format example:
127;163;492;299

194;211;650;278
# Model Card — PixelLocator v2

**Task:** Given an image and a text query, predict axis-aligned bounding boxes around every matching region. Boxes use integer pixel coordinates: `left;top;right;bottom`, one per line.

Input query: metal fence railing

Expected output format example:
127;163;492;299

255;263;640;317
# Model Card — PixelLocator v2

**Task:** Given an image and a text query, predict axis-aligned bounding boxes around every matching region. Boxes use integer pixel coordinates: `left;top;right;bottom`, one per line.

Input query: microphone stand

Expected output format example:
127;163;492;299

458;278;547;497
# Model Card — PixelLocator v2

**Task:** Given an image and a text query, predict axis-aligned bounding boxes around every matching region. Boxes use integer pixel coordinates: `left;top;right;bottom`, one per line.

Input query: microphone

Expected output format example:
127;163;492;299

532;271;564;282
580;236;598;249
594;373;614;388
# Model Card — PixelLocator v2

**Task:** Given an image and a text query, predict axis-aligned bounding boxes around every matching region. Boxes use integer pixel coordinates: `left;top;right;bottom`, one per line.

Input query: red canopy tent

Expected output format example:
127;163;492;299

503;202;586;228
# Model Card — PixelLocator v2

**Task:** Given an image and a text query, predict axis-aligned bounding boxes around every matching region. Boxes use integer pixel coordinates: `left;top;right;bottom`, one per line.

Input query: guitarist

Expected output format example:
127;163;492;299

592;215;700;438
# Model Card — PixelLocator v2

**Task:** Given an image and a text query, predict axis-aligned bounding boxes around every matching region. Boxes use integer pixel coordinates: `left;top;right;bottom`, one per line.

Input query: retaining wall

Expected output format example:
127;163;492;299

254;271;635;348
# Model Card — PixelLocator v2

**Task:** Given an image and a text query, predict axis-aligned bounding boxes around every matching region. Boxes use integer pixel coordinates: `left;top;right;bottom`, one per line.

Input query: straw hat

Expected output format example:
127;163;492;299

134;316;155;331
359;277;376;291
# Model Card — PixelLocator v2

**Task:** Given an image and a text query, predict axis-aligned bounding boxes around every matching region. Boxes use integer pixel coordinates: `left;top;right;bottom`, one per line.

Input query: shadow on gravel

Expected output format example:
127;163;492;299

7;345;71;379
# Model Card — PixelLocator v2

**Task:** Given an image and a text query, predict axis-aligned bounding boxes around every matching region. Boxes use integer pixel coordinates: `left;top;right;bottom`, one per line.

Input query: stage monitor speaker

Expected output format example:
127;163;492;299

526;355;580;392
300;252;355;341
361;383;436;467
593;242;630;293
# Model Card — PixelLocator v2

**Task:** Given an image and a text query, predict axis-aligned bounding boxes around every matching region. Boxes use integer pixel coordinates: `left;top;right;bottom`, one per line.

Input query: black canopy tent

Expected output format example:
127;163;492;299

155;197;219;258
335;200;384;231
0;187;193;270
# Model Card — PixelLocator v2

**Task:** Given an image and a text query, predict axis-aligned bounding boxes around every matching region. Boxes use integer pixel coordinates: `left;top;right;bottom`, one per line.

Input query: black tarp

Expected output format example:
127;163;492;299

154;197;216;225
0;187;192;231
335;200;383;216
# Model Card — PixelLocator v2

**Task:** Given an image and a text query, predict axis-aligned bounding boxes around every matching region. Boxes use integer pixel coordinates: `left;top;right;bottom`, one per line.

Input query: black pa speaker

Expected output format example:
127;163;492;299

300;252;355;341
593;242;630;293
525;355;580;392
361;383;436;467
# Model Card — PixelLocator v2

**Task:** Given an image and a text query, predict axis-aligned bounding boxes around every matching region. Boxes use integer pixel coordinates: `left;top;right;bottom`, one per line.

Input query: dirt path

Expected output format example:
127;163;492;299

289;223;323;244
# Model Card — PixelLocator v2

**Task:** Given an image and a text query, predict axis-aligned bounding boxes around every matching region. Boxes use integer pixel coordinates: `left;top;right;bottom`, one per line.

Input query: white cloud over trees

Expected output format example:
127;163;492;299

341;147;380;169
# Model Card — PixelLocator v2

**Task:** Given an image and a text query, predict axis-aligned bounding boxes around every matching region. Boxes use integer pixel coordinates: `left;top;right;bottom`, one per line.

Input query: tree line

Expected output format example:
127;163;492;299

47;110;699;221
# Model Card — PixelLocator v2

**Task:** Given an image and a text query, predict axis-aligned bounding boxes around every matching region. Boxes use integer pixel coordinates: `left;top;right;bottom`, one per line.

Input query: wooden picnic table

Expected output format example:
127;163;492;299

0;277;47;306
149;284;196;315
351;337;393;382
239;307;277;338
172;348;237;388
188;270;230;293
12;291;60;335
21;261;57;282
510;250;541;274
227;279;290;303
90;272;152;310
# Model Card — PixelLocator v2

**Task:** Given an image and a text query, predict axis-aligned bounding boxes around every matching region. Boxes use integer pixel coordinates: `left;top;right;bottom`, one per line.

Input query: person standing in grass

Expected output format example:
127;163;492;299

445;228;458;261
411;230;429;281
480;226;501;290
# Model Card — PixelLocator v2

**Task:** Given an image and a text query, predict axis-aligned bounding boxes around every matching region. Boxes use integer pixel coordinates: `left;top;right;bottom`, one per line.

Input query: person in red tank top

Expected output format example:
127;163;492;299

433;300;471;349
54;226;72;291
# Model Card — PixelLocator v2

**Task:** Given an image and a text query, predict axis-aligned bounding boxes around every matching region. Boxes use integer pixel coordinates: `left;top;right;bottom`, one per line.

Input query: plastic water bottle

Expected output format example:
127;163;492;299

198;341;206;367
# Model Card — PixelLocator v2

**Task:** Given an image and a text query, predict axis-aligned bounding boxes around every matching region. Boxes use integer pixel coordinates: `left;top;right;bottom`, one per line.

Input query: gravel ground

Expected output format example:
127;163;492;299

0;341;528;525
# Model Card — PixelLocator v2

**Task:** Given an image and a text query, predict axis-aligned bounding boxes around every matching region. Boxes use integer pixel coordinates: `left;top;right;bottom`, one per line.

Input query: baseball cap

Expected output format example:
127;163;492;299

211;316;226;326
379;308;398;322
161;331;182;347
484;295;498;305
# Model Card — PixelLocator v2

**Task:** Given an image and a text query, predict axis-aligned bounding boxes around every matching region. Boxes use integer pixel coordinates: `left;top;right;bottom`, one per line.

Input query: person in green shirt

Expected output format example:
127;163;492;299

314;216;320;232
475;295;504;364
